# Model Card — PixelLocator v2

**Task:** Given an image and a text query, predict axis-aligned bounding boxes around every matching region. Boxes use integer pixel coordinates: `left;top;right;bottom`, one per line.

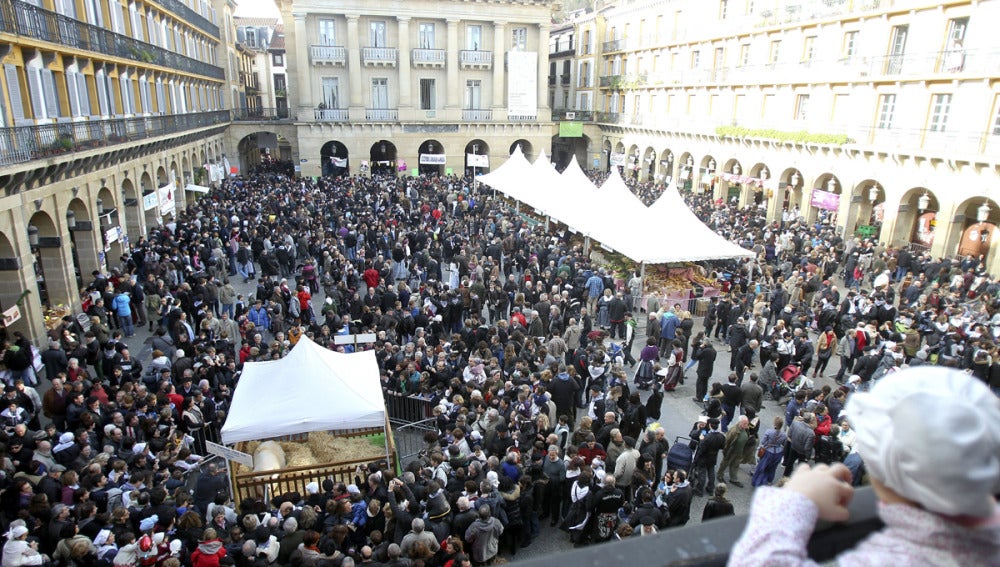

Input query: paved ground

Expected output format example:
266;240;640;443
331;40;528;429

101;268;845;560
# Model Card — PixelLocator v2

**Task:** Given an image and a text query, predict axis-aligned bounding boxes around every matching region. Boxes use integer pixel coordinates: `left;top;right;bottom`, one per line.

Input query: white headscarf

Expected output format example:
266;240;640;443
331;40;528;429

846;366;1000;518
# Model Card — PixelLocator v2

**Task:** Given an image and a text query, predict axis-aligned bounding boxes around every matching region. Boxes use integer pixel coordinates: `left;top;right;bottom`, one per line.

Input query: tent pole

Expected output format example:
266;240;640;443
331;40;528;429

584;236;590;256
640;262;646;304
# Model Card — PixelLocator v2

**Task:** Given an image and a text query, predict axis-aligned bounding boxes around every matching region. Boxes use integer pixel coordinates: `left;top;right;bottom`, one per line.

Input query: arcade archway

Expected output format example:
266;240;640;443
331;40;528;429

418;139;445;176
510;140;534;162
464;140;490;177
893;188;940;253
321;141;349;177
369;140;398;177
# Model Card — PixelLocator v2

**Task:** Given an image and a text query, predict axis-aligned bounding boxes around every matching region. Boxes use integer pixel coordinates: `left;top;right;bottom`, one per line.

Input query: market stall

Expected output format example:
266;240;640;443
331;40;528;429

220;336;395;506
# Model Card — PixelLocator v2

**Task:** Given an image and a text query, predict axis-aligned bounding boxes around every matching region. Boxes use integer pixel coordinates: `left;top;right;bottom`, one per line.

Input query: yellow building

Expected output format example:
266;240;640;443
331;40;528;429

244;0;556;178
562;0;1000;271
0;0;231;341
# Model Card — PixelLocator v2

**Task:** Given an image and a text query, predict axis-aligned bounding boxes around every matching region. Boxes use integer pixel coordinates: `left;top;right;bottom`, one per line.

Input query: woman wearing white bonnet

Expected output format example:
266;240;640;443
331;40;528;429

730;366;1000;565
2;521;46;567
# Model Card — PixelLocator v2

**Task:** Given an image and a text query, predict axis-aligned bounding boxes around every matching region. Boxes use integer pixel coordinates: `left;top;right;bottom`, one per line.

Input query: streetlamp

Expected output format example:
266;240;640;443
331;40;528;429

27;225;38;248
708;159;716;172
66;210;76;230
868;184;880;203
791;172;800;187
827;177;838;192
977;201;991;223
761;166;770;180
471;143;479;194
732;163;741;175
917;192;931;212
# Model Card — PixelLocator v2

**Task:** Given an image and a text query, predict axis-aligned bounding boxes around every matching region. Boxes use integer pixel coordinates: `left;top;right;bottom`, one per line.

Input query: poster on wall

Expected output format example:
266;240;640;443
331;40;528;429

810;189;841;211
507;51;538;119
958;222;994;257
142;192;159;211
914;212;937;247
419;154;446;165
609;153;626;166
158;183;176;217
467;154;489;168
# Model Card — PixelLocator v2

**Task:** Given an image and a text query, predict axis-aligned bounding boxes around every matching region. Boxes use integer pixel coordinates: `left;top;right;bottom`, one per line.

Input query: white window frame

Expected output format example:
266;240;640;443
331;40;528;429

511;27;527;50
876;93;895;130
369;21;387;48
318;19;336;46
465;79;481;109
370;77;388;108
419;78;435;110
418;23;435;49
928;93;951;132
466;25;482;50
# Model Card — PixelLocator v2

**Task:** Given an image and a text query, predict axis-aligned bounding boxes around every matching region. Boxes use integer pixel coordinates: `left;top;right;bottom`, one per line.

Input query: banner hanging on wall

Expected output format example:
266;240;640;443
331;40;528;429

507;51;538;119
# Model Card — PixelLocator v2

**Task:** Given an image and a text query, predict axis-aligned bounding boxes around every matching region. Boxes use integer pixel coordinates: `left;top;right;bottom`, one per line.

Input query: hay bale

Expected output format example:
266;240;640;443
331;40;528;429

305;431;385;465
281;441;318;468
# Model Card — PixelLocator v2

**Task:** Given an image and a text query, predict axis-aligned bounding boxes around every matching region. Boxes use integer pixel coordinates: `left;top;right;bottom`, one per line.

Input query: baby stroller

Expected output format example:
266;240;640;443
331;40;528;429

768;363;801;401
667;436;694;473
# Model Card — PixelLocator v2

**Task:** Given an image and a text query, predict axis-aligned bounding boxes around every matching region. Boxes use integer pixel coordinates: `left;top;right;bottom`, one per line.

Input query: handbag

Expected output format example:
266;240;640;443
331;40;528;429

757;445;766;459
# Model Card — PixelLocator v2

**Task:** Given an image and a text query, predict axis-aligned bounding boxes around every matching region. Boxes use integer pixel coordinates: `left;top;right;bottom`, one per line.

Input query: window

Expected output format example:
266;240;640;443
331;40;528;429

583;29;591;54
318;19;335;45
465;79;481;109
466;24;482;50
887;25;908;74
992;102;1000;136
794;94;809;120
802;36;815;63
842;31;858;61
690;50;699;69
369;21;386;47
579;91;590;111
244;27;256;48
928;93;951;132
419;78;435;110
943;17;968;72
320;77;338;108
418;23;435;49
512;27;527;50
768;40;781;65
946;17;968;45
739;43;749;66
877;94;895;129
272;53;284;66
719;0;728;19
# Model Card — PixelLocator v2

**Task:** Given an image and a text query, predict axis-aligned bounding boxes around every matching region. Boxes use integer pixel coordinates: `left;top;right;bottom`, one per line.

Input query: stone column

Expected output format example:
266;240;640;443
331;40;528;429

537;23;550;119
446;19;460;109
293;14;313;116
347;15;363;109
492;21;506;112
397;17;412;108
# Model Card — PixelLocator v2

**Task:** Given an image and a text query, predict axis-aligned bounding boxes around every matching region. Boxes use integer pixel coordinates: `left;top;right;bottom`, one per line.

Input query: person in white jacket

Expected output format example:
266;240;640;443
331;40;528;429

2;525;46;567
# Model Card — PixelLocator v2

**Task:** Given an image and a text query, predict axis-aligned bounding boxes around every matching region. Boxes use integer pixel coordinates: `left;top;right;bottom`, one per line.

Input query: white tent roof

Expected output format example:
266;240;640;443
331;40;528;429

220;336;385;445
477;145;533;200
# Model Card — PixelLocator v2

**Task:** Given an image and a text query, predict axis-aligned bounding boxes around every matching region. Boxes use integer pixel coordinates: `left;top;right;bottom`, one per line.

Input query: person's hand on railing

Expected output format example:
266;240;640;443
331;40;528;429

785;462;854;522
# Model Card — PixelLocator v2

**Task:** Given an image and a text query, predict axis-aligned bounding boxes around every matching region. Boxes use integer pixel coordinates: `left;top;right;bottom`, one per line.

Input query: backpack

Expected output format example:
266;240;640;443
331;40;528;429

105;487;125;512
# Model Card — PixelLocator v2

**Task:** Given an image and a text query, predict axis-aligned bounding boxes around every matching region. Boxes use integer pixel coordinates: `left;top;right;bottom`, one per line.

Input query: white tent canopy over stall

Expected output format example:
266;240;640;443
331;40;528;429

220;335;386;445
476;145;533;201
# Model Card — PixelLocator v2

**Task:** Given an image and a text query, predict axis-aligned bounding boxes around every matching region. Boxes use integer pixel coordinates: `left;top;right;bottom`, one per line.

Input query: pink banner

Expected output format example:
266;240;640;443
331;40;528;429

810;189;841;211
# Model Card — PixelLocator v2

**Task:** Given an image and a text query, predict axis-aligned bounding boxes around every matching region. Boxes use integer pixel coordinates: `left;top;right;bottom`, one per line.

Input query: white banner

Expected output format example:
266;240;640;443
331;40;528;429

419;154;446;165
158;183;176;217
609;153;626;166
105;226;121;245
142;192;159;211
185;183;210;194
507;51;538;118
466;154;489;168
331;157;348;167
223;155;235;176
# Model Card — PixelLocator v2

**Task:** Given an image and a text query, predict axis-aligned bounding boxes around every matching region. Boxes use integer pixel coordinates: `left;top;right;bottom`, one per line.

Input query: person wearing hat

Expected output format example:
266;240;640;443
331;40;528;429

731;366;1000;565
2;523;46;566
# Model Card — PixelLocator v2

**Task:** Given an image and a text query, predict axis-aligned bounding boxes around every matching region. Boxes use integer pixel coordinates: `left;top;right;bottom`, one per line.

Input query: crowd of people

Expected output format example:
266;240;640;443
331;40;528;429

0;159;998;567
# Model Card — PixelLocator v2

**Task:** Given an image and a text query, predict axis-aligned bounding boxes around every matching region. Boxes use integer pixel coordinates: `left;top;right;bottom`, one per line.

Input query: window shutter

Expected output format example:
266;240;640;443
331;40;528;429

41;70;59;118
77;73;91;115
95;70;108;115
27;67;44;119
105;74;117;114
5;65;26;121
66;72;81;116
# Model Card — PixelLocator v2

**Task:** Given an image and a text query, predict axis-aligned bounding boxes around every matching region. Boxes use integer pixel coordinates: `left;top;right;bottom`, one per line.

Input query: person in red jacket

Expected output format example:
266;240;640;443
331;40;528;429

190;528;227;567
813;403;832;439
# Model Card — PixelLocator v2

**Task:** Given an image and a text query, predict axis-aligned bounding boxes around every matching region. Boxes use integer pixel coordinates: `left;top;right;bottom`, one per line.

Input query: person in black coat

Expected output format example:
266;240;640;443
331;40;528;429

628;489;666;529
701;483;735;521
689;418;725;497
691;340;717;402
664;470;692;528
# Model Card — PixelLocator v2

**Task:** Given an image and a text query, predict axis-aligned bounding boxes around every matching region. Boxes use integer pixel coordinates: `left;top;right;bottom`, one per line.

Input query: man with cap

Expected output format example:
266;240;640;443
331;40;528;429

731;366;1000;565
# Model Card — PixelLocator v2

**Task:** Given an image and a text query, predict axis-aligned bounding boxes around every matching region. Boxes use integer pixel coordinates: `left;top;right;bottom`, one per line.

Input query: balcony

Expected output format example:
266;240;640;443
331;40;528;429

1;0;225;79
554;110;594;121
365;108;398;121
462;109;492;121
599;75;621;88
508;114;536;122
148;0;218;37
310;45;346;66
0;111;230;167
411;48;445;68
232;107;289;121
362;47;397;67
560;73;571;85
550;42;575;57
459;50;492;69
603;39;624;52
314;108;349;121
596;112;621;124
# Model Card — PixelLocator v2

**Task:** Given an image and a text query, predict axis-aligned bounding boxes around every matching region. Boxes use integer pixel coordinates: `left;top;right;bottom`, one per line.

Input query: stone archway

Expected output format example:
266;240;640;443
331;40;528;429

511;139;534;162
699;154;718;196
748;162;771;209
807;172;842;225
66;198;98;288
945;197;1000;264
641;147;656;182
27;211;70;308
847;180;885;239
602;139;613;171
657;149;673;184
96;186;124;270
778;167;805;217
122;177;143;244
0;231;29;338
369;140;398;177
678;152;695;191
465;139;490;177
418;139;445;177
892;187;940;252
320;141;350;177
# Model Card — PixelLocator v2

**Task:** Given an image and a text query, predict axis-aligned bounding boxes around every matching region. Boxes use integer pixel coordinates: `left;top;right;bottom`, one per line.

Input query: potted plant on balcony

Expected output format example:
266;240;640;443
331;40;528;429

51;135;73;154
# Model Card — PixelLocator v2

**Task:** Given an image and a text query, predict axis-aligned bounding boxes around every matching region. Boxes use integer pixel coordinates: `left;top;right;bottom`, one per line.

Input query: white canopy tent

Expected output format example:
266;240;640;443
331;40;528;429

220;335;386;445
475;145;533;202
